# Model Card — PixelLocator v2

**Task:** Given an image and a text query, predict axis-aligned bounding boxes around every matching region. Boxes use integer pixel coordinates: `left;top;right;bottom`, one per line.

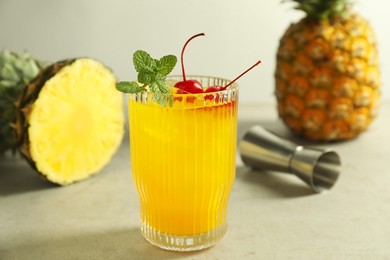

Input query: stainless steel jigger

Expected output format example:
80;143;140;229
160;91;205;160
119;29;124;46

239;125;341;193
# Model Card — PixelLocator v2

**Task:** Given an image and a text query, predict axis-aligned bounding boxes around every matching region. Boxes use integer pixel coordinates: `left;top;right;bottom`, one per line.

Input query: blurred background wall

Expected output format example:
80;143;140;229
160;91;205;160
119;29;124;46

1;0;388;104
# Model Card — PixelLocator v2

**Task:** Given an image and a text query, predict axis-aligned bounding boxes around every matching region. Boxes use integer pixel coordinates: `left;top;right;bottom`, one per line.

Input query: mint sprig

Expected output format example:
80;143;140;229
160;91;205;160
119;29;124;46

116;81;144;93
116;50;177;106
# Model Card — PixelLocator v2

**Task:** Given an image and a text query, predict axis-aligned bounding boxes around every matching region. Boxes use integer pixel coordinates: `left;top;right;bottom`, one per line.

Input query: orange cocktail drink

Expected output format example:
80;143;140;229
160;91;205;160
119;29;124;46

128;76;238;251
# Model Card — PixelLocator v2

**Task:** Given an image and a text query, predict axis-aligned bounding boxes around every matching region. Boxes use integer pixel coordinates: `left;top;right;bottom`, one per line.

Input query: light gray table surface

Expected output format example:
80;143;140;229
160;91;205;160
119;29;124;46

1;102;390;260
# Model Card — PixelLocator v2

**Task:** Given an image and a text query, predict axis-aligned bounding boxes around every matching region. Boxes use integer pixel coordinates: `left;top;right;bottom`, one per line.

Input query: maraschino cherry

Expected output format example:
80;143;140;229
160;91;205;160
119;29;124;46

174;33;205;94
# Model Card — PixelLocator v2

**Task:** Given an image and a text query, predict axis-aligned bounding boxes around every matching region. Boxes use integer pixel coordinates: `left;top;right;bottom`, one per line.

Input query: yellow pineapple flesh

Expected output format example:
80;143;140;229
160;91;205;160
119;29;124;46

275;1;381;141
15;58;125;185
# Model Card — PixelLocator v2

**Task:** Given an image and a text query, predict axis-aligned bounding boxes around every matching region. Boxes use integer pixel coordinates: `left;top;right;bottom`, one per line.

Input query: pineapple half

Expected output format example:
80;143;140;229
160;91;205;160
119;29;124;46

1;50;125;185
275;0;381;141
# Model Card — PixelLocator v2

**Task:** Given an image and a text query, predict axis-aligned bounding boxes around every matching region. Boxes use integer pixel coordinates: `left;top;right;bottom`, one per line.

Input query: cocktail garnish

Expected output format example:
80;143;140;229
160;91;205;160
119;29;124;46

174;33;205;94
116;50;177;106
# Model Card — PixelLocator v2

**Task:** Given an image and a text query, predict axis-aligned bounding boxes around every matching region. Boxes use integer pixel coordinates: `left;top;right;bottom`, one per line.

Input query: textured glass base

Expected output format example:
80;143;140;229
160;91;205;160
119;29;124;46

141;223;227;251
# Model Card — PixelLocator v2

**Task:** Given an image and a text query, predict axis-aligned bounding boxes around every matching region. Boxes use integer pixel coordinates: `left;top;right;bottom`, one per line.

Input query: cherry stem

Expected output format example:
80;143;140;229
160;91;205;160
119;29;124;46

223;60;262;89
180;33;205;82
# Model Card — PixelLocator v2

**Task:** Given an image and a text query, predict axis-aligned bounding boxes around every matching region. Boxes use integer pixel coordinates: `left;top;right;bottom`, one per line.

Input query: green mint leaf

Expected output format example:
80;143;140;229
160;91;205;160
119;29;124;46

155;80;171;94
133;50;157;73
149;82;166;106
153;58;160;68
116;81;144;93
138;71;156;85
157;55;177;76
119;50;177;106
152;93;167;106
149;81;172;106
149;82;161;94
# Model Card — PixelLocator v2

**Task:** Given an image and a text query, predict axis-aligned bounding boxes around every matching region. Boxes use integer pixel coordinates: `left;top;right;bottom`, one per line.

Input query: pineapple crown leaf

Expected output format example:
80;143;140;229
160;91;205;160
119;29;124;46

0;49;46;155
283;0;353;21
0;50;46;87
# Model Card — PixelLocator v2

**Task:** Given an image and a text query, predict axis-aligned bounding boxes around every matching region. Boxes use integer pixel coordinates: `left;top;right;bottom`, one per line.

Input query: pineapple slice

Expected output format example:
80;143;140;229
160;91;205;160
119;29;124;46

15;58;124;185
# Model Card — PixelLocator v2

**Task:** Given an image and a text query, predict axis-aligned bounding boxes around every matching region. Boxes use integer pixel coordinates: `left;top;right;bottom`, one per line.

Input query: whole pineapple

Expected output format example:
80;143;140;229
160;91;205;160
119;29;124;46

275;0;381;141
1;50;125;185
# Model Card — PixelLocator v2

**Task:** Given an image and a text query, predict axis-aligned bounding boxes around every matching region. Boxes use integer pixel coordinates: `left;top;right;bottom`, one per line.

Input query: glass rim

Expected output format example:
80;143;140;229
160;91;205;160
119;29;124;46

167;74;238;83
159;74;239;97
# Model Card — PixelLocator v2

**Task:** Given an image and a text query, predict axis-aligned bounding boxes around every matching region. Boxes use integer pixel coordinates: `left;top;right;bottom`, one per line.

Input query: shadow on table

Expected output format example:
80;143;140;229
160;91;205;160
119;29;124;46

235;165;315;198
0;143;130;197
1;227;210;260
0;157;56;196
